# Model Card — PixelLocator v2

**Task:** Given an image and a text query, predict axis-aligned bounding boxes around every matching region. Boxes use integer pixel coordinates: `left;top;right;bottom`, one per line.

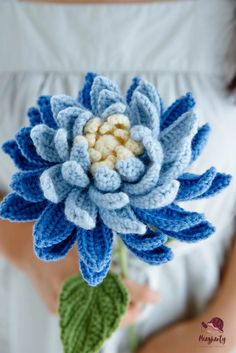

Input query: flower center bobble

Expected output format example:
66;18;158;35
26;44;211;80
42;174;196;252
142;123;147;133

74;114;144;174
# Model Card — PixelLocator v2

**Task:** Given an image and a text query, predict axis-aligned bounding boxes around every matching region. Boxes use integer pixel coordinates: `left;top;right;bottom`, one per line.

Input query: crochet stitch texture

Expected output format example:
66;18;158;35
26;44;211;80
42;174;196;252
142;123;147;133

0;73;231;286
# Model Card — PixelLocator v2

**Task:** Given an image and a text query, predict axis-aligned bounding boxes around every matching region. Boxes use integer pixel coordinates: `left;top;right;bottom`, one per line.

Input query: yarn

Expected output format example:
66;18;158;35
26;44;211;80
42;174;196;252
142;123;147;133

0;73;231;286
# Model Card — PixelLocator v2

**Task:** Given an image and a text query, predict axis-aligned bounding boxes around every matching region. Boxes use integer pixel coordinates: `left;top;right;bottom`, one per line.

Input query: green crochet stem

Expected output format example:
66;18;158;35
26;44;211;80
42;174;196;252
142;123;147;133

117;237;139;352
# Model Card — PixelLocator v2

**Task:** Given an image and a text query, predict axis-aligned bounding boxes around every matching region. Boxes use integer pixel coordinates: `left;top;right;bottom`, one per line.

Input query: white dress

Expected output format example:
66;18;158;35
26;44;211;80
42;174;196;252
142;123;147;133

0;1;236;353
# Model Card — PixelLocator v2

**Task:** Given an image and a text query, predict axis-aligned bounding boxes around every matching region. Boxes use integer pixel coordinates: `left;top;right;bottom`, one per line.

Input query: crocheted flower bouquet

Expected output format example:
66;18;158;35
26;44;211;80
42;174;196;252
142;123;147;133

0;73;231;353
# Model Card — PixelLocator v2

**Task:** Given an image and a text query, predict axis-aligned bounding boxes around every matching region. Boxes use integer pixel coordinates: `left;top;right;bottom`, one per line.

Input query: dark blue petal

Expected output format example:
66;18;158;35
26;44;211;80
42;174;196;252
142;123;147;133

27;107;42;126
119;229;167;251
78;72;97;110
161;92;195;130
80;257;111;287
196;173;232;199
126;76;141;104
77;217;113;272
124;242;173;265
34;230;77;261
191;124;211;162
134;204;205;232
10;169;45;202
2;140;43;171
0;193;48;221
160;221;215;242
33;203;75;248
16;127;51;165
37;96;57;129
176;167;217;201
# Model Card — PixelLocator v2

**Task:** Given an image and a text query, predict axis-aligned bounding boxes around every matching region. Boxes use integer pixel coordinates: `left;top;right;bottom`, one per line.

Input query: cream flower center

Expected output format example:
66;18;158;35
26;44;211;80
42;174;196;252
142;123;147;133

74;114;144;174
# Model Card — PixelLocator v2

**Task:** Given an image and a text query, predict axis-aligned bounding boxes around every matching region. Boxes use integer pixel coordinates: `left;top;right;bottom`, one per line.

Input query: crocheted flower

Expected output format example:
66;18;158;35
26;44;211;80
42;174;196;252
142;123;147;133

0;73;231;286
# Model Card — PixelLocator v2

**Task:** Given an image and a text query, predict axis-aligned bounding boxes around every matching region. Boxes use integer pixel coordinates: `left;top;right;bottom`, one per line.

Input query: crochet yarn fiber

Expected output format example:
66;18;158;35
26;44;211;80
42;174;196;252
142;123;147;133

0;73;231;286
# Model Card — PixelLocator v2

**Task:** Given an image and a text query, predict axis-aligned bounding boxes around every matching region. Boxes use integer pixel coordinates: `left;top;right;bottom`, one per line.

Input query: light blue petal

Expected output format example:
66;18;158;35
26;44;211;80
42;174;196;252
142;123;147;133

135;79;162;116
30;124;61;163
97;89;125;116
61;161;90;188
73;111;93;137
122;130;163;195
90;75;121;115
158;142;192;185
161;92;195;130
56;106;86;139
89;186;129;210
50;95;77;121
77;217;113;272
70;143;91;171
54;128;70;161
116;157;145;183
101;102;127;119
130;91;159;137
40;165;72;203
94;167;121;192
65;189;97;229
160;111;198;160
130;180;179;209
99;206;146;234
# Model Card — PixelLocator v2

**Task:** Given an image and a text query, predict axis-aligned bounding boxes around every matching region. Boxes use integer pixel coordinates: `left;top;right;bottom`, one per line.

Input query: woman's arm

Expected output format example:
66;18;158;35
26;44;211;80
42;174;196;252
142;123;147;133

137;235;236;353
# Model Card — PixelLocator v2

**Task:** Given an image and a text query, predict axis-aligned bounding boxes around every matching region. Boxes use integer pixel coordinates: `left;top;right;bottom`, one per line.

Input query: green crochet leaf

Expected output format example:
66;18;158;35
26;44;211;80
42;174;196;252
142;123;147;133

59;272;129;353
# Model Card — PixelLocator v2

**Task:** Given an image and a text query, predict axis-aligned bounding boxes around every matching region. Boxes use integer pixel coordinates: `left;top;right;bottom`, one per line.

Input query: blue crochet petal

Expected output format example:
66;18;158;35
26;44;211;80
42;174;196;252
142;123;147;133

10;169;45;202
37;96;57;129
90;75;121;115
33;203;75;248
125;242;173;265
56;107;87;139
161;92;196;130
130;180;179;209
176;167;217;201
35;230;77;261
40;165;72;203
135;79;162;116
134;204;205;232
89;186;129;210
27;107;42;126
54;128;70;161
70;142;91;171
97;89;125;116
119;229;167;251
126;77;141;104
191;124;211;162
130;91;159;138
116;157;145;183
101;102;127;119
2;140;42;171
94;167;121;192
61;161;90;188
30;124;61;163
0;193;48;221
50;95;77;122
77;217;113;272
122;127;163;195
73;111;93;137
16;127;50;165
80;257;111;287
160;111;198;163
196;173;232;199
78;72;97;110
158;141;192;185
161;221;215;242
65;189;98;229
99;206;146;235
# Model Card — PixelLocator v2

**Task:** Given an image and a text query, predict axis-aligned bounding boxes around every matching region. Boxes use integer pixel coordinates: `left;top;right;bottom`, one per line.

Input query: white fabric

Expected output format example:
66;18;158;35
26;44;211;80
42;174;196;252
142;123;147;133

0;1;236;353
